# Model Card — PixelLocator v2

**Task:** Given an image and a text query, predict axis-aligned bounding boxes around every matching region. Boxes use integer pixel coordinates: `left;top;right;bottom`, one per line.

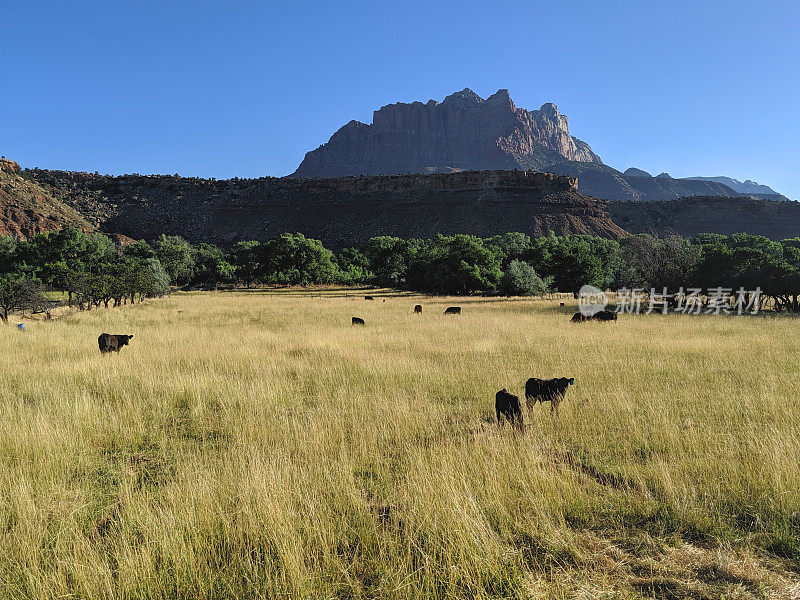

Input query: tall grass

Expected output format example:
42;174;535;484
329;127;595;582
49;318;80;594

0;291;798;598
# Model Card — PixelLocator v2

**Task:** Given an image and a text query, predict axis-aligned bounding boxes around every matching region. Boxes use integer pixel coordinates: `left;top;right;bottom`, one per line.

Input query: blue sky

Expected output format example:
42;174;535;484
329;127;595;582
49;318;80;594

3;0;799;198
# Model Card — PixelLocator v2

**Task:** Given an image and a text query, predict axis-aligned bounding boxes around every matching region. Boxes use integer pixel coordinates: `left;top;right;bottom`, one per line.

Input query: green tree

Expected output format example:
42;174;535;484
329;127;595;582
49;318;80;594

361;236;419;288
499;260;552;296
336;247;372;285
263;233;338;285
547;237;605;294
406;235;503;294
154;235;194;285
190;244;236;288
230;241;262;286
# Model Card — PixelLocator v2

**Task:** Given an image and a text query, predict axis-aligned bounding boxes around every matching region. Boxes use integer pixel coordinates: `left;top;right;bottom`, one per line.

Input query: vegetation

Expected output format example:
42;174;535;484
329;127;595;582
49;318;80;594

6;227;800;322
0;291;797;598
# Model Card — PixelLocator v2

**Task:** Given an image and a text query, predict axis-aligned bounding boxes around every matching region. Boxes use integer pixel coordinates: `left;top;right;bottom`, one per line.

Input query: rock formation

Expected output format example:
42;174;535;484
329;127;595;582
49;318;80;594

292;89;790;202
294;88;603;178
26;168;627;248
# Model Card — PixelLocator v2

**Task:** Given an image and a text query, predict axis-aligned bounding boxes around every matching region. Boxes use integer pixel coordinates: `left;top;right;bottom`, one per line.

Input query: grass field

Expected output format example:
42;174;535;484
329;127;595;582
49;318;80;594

1;290;799;599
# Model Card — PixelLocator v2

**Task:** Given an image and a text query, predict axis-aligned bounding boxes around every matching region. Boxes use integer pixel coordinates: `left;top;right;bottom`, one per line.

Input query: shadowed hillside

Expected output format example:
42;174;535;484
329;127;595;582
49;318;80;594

608;196;800;239
0;159;92;239
26;168;628;247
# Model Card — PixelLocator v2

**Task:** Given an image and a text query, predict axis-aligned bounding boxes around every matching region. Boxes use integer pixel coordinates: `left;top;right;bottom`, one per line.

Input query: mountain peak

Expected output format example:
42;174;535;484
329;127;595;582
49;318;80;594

442;88;484;106
293;88;602;177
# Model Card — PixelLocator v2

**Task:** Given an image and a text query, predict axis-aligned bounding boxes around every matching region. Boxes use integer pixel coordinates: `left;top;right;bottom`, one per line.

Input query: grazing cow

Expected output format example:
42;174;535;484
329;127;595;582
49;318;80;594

525;377;575;415
495;389;524;429
444;306;461;315
414;304;423;313
98;333;133;354
571;312;589;323
352;316;365;325
364;296;374;301
592;310;618;322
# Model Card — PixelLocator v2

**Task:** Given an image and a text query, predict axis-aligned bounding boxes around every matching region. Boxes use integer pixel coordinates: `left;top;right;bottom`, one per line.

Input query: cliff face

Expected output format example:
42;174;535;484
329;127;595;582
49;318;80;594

0;159;93;239
26;169;627;248
294;89;603;178
608;196;800;239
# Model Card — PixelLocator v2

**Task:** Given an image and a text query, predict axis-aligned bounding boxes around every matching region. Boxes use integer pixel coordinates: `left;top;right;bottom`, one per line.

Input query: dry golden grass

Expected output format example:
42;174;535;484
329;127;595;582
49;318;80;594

1;289;798;598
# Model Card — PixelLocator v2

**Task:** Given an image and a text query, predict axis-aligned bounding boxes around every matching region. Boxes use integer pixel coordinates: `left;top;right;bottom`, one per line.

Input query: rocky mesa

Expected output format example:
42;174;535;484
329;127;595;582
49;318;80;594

25;168;627;248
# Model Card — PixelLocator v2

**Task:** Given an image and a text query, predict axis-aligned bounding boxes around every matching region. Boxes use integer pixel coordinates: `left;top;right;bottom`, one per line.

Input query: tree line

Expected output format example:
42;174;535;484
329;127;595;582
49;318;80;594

4;227;800;320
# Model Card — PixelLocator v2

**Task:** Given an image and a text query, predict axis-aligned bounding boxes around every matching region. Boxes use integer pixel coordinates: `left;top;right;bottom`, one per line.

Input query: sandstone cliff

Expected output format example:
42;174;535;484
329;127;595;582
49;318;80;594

294;89;603;178
26;169;627;248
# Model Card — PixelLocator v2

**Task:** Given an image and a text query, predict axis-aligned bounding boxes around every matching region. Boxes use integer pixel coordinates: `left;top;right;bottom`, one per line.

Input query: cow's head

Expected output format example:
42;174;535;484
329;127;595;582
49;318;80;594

560;377;575;387
118;334;133;346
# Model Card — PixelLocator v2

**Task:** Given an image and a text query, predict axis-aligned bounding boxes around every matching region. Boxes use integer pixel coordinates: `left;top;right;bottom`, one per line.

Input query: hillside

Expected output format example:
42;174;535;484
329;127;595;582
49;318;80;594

26;168;627;248
0;159;92;239
608;195;800;239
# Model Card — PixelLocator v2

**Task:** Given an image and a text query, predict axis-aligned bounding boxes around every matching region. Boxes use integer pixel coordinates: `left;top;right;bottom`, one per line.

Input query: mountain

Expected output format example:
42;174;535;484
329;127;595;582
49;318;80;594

294;88;603;177
25;168;627;248
547;161;740;202
0;158;92;239
292;89;757;203
685;176;788;200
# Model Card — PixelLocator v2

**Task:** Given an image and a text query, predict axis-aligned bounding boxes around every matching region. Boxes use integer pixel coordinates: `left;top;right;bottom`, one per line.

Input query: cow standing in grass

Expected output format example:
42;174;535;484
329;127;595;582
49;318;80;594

496;389;524;429
98;333;133;354
525;377;574;415
444;306;461;315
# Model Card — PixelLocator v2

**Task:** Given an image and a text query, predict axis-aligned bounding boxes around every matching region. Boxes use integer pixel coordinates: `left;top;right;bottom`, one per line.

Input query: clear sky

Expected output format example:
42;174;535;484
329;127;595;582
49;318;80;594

3;0;799;198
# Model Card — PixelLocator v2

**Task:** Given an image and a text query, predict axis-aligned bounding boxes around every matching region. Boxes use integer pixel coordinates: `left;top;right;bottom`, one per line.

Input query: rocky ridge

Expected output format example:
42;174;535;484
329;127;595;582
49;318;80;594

25;168;627;247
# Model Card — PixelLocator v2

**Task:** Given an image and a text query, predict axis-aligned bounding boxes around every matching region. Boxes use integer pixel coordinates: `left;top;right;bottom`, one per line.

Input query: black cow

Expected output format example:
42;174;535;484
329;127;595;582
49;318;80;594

364;296;374;301
525;377;575;415
98;333;133;354
414;304;422;313
592;310;618;322
495;389;524;428
571;312;589;323
444;306;461;315
352;316;365;325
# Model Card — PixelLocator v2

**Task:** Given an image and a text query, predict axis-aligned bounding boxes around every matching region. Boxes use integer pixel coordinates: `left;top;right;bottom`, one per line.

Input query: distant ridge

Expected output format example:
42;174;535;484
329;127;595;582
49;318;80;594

685;176;787;199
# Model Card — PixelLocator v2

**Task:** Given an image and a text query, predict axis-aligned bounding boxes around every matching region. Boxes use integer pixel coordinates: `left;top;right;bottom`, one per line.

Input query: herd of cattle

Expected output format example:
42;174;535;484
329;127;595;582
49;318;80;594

98;296;592;424
352;300;460;325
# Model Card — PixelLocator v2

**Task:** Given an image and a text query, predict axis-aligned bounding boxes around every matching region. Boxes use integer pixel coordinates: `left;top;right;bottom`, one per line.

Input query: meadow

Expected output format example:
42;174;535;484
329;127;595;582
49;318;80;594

0;290;798;599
